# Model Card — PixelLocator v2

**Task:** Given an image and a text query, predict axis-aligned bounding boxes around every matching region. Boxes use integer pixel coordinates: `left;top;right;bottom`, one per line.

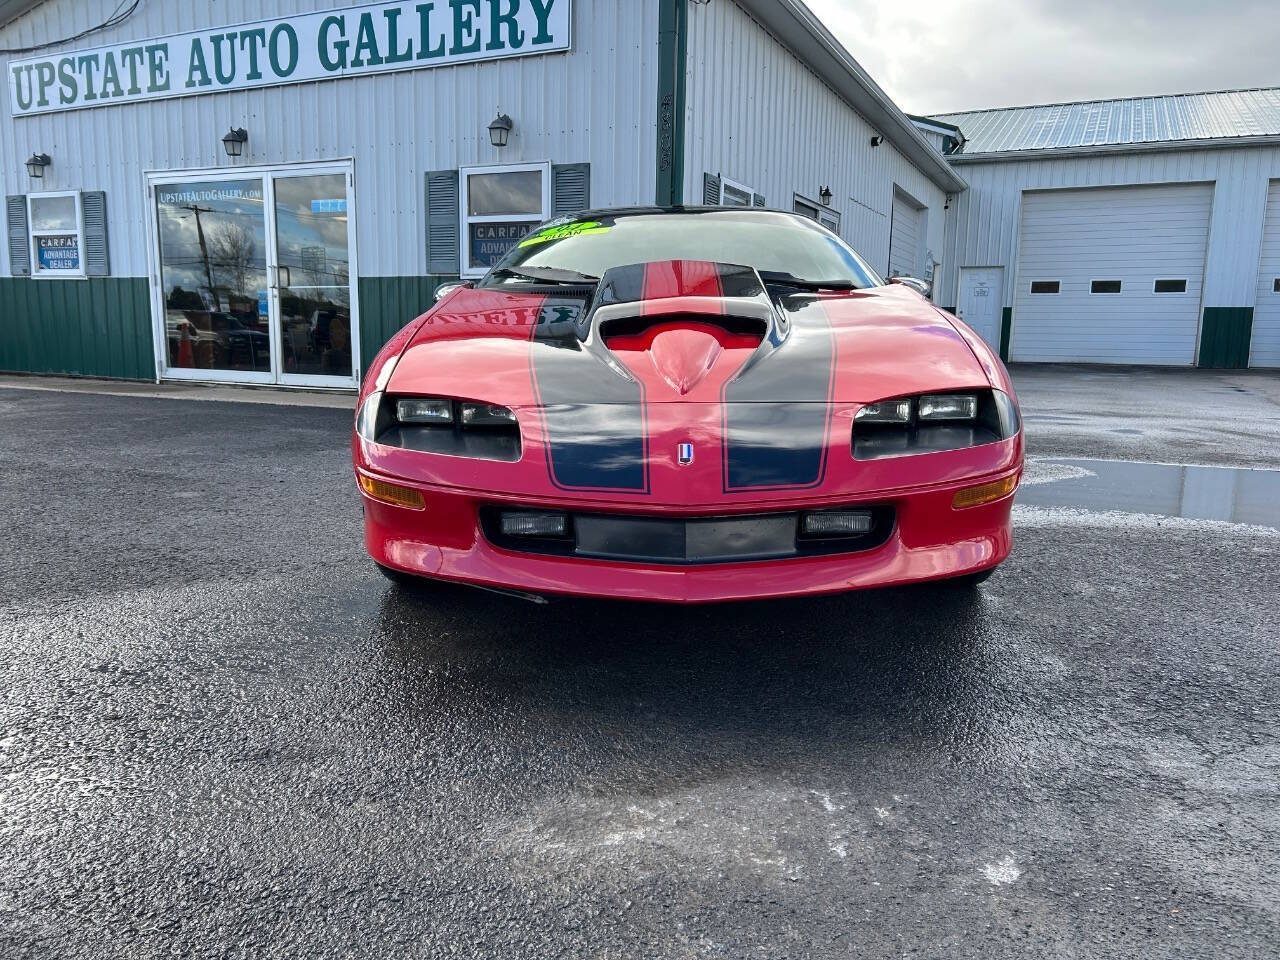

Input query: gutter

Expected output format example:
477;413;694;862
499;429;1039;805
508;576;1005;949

735;0;967;194
950;134;1280;164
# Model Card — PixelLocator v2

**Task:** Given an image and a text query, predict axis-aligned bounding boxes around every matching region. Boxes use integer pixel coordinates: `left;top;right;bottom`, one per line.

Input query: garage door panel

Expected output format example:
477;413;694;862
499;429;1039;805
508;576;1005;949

888;190;923;278
1012;184;1212;365
1250;180;1280;367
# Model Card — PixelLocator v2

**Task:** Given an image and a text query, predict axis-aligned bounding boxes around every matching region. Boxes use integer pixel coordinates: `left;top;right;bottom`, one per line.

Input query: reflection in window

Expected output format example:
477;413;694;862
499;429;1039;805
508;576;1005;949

155;180;269;373
274;174;352;378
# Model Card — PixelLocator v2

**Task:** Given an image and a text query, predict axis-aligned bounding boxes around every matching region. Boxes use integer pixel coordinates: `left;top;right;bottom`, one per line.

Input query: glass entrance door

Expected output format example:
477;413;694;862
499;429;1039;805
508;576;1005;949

150;162;359;388
271;173;355;387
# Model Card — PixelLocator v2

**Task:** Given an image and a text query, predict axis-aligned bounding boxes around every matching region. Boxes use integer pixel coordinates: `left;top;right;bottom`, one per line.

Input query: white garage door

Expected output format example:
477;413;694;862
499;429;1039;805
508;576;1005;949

1011;183;1213;364
1251;180;1280;368
888;189;924;278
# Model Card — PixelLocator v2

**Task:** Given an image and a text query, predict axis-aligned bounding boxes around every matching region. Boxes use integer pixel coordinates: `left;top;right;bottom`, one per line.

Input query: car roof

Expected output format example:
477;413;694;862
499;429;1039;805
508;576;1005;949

566;205;803;220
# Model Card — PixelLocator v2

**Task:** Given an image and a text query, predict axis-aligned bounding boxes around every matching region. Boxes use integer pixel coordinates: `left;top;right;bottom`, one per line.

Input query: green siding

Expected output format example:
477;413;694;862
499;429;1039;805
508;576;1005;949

1197;307;1253;369
357;275;452;373
0;276;153;380
999;307;1013;362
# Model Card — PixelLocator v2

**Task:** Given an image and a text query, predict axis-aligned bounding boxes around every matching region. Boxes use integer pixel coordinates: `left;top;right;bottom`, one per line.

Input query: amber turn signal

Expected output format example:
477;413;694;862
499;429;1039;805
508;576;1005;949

952;473;1020;509
358;474;426;510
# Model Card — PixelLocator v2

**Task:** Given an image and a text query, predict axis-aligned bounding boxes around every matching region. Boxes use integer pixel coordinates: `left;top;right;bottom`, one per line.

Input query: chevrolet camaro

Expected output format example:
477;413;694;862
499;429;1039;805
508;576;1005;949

353;207;1023;603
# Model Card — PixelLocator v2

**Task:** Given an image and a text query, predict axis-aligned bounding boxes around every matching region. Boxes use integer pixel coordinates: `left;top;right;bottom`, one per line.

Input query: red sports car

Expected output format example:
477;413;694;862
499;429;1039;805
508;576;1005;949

353;208;1023;603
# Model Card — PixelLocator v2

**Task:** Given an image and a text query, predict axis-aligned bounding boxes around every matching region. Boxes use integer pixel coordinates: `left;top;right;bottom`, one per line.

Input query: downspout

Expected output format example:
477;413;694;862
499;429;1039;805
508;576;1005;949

655;0;688;206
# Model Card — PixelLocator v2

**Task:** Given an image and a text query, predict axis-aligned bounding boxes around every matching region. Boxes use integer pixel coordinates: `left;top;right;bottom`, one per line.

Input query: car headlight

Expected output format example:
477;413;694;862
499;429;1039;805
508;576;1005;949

852;389;1019;460
356;394;522;462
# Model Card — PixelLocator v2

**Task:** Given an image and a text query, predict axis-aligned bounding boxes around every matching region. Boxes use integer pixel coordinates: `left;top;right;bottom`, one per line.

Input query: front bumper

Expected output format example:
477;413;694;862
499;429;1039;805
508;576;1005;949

358;467;1019;603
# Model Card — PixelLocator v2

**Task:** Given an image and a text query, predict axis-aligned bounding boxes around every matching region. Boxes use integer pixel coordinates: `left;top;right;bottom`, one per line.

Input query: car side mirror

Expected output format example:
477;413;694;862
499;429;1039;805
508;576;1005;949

433;280;473;302
889;276;931;297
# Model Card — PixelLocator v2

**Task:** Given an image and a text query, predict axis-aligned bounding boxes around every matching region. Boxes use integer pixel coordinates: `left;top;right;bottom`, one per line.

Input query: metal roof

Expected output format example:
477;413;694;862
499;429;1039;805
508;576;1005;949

934;88;1280;158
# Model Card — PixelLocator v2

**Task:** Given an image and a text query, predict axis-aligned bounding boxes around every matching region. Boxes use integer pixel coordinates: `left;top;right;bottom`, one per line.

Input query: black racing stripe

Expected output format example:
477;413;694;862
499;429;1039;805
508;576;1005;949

529;294;649;492
721;296;835;491
594;263;648;307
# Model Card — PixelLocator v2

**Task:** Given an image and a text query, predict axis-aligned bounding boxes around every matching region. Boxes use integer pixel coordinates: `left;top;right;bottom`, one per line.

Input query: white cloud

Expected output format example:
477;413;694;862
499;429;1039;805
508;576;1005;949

804;0;1277;114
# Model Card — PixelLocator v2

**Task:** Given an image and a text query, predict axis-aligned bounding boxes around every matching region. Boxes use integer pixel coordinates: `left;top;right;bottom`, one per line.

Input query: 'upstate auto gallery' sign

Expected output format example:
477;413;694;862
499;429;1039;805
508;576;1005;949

8;0;570;116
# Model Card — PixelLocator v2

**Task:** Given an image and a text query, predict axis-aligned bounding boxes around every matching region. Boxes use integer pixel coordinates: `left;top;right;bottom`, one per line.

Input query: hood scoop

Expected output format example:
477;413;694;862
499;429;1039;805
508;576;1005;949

649;326;724;396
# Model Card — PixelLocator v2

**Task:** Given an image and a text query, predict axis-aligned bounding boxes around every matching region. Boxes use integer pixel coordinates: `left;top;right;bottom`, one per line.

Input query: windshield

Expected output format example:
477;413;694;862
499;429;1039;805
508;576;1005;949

481;210;883;288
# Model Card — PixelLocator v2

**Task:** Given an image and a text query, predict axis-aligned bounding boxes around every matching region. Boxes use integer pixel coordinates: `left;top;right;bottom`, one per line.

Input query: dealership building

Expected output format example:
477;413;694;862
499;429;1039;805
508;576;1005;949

0;0;961;389
3;2;1279;388
931;88;1280;369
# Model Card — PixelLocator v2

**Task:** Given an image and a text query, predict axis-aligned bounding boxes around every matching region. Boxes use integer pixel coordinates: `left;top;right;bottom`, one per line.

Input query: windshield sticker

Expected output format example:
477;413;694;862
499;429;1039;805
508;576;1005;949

518;221;611;248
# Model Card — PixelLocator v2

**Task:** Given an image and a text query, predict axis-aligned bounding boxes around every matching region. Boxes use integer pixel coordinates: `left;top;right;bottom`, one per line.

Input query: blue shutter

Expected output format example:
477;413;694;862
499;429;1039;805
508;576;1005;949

752;193;766;207
7;195;29;276
551;163;591;216
82;191;110;276
702;173;721;206
425;170;460;276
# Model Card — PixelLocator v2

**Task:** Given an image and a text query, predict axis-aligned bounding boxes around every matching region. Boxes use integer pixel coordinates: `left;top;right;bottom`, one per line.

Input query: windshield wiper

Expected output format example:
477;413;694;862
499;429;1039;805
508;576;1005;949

759;271;859;291
489;266;600;285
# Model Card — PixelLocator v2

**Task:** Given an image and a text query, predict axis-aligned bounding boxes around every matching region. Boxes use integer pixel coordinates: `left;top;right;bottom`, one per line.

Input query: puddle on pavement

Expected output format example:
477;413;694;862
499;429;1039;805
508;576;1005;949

1019;458;1280;529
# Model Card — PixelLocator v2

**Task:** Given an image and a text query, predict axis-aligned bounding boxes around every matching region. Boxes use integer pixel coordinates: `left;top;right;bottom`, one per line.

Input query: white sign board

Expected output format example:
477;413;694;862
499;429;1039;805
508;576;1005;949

9;0;571;116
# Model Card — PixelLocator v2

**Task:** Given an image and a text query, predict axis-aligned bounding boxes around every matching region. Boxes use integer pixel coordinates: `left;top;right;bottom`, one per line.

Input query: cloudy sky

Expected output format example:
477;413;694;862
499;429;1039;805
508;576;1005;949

804;0;1277;115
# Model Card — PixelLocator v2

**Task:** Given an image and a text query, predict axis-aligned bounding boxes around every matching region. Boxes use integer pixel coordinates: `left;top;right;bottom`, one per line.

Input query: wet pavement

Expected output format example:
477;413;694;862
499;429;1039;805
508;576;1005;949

1;383;1279;959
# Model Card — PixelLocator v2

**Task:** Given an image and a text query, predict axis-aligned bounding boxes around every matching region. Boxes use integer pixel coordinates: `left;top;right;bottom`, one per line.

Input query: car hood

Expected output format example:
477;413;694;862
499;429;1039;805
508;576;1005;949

390;262;990;404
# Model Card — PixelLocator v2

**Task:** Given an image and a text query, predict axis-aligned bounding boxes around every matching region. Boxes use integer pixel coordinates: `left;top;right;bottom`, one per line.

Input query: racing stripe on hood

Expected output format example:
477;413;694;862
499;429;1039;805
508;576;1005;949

721;294;836;491
528;292;649;493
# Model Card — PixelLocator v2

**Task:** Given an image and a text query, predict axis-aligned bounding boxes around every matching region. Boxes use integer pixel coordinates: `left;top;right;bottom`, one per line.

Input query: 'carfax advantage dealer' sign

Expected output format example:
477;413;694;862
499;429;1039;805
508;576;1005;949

9;0;570;117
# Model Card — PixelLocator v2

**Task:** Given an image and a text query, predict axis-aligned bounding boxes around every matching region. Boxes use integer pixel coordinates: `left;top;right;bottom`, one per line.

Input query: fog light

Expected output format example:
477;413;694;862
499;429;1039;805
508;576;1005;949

952;474;1019;509
359;474;426;510
855;399;912;424
919;394;978;421
461;402;517;427
500;511;569;537
802;510;874;536
396;398;453;424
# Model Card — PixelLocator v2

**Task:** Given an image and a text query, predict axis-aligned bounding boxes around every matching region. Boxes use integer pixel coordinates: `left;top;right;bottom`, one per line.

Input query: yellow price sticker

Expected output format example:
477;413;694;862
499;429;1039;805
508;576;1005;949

518;221;611;248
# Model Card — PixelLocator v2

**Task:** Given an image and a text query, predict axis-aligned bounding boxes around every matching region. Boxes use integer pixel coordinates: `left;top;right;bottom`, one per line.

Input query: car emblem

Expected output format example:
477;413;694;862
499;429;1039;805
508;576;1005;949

677;442;694;466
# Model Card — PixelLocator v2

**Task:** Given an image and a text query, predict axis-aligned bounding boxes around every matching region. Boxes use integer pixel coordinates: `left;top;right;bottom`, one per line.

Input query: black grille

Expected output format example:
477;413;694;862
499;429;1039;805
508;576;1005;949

480;507;894;565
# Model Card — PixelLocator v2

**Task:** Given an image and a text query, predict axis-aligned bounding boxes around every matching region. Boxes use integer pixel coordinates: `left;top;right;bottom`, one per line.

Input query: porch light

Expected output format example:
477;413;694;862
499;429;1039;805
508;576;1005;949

819;185;833;206
25;153;50;178
221;127;248;158
488;112;513;148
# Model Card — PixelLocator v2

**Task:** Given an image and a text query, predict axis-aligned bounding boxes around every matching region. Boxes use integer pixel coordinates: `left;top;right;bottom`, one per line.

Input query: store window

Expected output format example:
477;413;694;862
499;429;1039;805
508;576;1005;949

702;173;765;208
793;194;841;233
460;162;551;277
154;178;271;374
28;192;84;278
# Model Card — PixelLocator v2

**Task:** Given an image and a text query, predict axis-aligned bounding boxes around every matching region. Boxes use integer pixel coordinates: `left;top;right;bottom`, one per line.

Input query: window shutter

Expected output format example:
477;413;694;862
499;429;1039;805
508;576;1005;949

7;195;30;276
424;169;460;275
551;163;591;216
752;193;766;207
82;190;110;276
702;173;721;206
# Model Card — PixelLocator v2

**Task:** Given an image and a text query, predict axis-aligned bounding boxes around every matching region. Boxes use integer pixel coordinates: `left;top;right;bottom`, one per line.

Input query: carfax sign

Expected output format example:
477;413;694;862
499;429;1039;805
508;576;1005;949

9;0;570;116
36;236;81;271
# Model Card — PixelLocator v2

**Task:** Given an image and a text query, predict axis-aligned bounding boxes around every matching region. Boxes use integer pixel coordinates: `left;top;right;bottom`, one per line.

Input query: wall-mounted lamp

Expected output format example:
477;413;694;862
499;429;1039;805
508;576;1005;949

222;127;248;158
488;112;513;148
25;153;51;178
819;185;833;206
870;135;883;148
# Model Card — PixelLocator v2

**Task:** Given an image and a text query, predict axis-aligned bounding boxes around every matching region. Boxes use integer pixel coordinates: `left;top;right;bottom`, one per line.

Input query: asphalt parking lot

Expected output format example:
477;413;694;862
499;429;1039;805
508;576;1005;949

1;368;1278;959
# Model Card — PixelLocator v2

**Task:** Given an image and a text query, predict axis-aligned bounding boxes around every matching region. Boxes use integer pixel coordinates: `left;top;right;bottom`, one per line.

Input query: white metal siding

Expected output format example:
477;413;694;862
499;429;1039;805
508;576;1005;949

0;0;659;279
1011;184;1212;364
888;190;923;277
682;0;947;282
1252;180;1280;366
940;146;1280;329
